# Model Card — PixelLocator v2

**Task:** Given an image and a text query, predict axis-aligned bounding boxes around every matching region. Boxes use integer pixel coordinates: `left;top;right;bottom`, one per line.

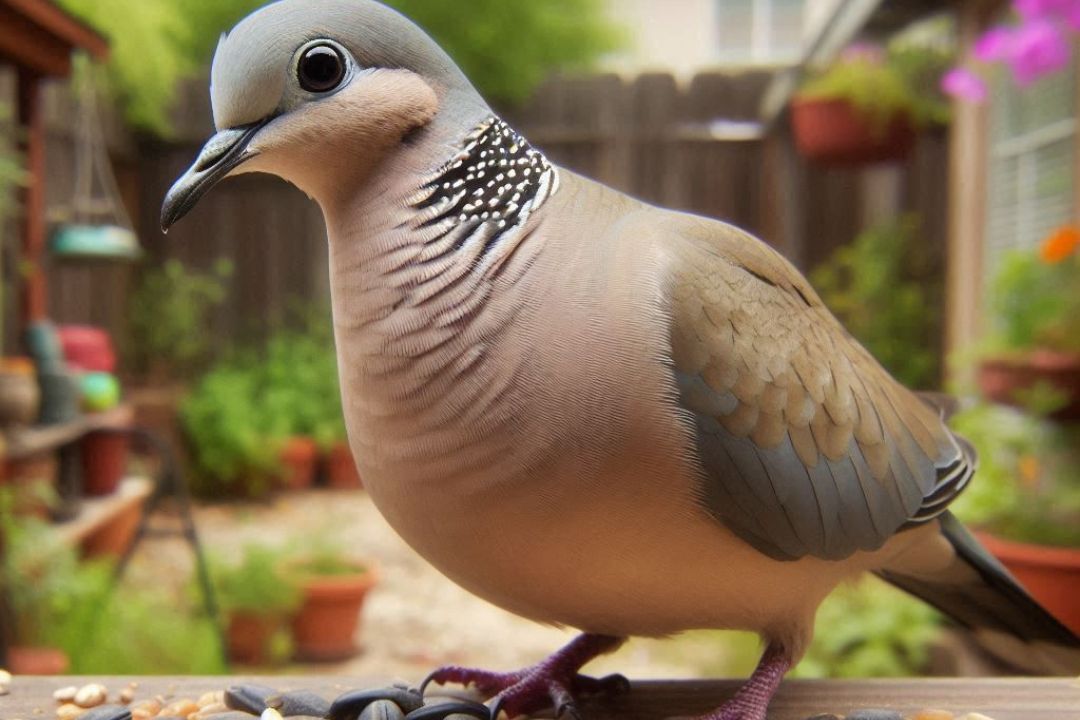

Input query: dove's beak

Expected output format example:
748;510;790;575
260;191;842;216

160;119;269;232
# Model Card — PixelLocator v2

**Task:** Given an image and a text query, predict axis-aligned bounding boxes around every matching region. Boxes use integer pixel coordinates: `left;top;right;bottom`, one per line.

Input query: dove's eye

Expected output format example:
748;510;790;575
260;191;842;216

297;43;346;93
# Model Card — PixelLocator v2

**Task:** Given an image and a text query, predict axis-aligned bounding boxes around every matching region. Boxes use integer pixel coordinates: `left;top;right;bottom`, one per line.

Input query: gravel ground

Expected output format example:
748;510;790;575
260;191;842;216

124;488;755;684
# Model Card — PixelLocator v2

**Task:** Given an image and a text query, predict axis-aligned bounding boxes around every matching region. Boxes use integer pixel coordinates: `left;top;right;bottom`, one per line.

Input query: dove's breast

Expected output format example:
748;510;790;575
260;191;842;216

326;175;872;649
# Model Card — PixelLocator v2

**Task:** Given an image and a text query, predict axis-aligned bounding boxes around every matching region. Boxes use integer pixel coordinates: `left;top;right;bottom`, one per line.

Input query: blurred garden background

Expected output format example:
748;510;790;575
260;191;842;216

0;0;1078;686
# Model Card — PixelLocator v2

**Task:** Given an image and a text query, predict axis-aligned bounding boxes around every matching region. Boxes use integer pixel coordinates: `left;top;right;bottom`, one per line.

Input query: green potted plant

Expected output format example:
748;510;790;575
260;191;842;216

180;361;285;498
208;543;300;666
286;536;377;661
976;226;1080;420
793;33;951;164
949;403;1080;635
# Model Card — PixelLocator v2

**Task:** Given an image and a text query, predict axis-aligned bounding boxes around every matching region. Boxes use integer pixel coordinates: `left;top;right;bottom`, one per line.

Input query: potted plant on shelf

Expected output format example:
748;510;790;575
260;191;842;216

208;543;300;666
976;226;1080;420
793;31;951;165
286;537;378;661
949;403;1080;635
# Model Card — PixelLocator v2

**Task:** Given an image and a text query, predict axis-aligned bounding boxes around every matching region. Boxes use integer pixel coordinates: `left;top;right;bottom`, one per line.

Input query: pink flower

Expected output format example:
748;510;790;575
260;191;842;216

942;67;988;101
1015;0;1080;29
974;28;1015;61
1008;19;1071;85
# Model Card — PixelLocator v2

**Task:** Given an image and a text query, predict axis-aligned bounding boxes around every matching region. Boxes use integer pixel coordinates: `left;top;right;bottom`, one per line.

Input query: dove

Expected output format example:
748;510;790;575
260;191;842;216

161;1;1080;718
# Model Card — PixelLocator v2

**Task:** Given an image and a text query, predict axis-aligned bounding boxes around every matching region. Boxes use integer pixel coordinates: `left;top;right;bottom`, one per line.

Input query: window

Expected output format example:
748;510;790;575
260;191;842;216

984;61;1076;287
715;0;807;65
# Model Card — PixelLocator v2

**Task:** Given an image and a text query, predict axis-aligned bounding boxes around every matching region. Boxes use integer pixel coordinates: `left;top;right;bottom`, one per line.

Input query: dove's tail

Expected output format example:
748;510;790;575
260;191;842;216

877;512;1080;675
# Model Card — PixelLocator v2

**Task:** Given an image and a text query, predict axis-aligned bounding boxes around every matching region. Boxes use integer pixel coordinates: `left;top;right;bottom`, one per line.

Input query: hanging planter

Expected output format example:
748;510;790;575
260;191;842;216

49;57;140;263
791;98;916;165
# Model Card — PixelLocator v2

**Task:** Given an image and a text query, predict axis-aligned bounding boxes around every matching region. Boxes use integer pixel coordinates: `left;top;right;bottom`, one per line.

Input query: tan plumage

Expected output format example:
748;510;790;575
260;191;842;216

161;2;1080;717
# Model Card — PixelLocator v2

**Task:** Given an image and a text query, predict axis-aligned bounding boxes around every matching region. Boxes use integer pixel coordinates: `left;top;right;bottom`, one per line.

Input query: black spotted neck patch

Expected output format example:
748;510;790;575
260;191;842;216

409;116;558;250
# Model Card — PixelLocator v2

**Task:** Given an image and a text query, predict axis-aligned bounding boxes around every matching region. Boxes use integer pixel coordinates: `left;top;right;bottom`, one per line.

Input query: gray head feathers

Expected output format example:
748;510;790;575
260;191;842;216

211;0;484;130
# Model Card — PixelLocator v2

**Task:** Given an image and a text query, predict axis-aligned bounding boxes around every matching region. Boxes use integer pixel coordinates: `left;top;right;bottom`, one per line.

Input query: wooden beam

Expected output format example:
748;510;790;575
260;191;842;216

0;4;72;76
944;1;994;373
0;0;108;62
17;67;47;327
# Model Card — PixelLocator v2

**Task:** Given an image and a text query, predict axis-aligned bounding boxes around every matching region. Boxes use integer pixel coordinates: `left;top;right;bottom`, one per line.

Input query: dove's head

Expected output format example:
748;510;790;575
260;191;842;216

161;0;487;230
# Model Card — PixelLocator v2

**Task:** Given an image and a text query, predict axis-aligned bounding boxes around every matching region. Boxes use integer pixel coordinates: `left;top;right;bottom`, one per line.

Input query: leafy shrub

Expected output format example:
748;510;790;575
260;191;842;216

0;490;225;674
181;308;345;497
984;229;1080;355
949;403;1080;547
795;577;941;678
286;535;367;578
181;362;282;497
208;544;301;614
811;216;939;389
127;258;232;382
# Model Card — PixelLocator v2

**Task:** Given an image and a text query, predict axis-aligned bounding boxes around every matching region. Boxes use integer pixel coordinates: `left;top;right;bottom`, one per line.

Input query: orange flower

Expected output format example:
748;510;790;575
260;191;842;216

1040;225;1080;263
1018;455;1041;487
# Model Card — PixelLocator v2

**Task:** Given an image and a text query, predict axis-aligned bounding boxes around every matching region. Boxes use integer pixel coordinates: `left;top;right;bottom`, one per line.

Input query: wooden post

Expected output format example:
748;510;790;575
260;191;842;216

17;67;48;329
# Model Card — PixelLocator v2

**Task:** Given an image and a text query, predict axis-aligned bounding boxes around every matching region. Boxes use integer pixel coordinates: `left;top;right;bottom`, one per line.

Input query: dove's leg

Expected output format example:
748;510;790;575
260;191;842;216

422;633;626;719
700;643;791;720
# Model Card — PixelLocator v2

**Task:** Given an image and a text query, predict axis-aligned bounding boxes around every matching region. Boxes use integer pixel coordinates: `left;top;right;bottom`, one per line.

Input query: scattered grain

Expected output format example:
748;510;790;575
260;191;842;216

74;684;108;708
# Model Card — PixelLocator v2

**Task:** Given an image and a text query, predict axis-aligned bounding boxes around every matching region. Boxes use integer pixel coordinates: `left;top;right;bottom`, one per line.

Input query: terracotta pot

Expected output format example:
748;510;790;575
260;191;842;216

978;351;1080;420
976;532;1080;635
277;436;318;490
80;430;130;496
80;494;145;559
291;565;378;661
7;646;70;675
325;443;363;490
226;611;287;666
791;97;915;165
0;357;40;428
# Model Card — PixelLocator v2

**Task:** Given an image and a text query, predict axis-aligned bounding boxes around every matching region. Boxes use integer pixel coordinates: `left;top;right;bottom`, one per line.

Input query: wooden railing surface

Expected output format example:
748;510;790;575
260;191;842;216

4;676;1079;719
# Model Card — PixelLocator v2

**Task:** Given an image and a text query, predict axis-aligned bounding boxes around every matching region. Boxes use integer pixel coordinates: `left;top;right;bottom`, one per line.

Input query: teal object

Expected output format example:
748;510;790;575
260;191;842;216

25;320;66;372
81;372;121;411
50;224;141;261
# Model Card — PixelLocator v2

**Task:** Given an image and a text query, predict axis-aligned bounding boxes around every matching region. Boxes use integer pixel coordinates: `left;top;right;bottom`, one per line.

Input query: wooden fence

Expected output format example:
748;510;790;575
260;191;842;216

2;69;948;360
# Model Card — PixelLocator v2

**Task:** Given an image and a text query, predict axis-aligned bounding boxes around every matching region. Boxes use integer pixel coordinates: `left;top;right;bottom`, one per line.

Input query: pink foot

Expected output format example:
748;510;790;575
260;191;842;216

698;644;792;720
421;633;626;719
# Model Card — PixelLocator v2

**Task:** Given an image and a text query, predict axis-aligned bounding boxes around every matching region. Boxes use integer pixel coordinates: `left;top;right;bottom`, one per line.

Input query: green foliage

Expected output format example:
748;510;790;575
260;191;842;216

287;535;367;577
794;577;941;678
208;544;301;614
811;216;939;388
58;0;620;135
984;247;1080;355
387;0;622;105
181;361;283;497
259;310;346;449
949;403;1080;547
0;490;225;674
127;258;233;381
181;307;345;497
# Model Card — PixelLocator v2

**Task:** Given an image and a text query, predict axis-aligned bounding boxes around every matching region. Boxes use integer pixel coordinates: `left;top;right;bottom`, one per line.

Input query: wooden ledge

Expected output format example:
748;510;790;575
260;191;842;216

2;676;1078;719
53;476;152;549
